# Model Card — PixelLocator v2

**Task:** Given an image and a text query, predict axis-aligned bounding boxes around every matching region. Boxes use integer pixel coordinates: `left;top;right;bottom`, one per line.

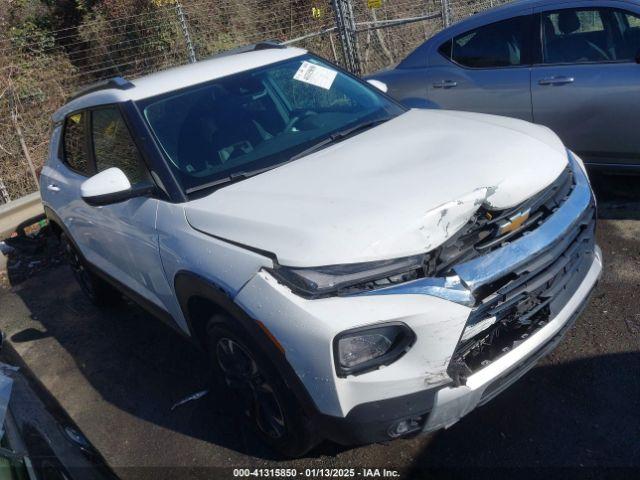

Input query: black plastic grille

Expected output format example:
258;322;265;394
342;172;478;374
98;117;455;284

448;201;596;385
478;282;595;405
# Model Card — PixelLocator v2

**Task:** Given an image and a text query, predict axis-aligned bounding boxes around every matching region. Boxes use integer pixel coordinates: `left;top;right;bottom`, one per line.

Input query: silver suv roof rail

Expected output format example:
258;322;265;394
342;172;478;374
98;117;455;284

68;76;135;102
67;43;284;101
209;41;286;59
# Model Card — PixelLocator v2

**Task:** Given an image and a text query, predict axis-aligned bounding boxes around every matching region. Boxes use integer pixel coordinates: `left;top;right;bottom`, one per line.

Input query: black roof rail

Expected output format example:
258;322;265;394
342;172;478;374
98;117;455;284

209;41;286;59
68;76;134;102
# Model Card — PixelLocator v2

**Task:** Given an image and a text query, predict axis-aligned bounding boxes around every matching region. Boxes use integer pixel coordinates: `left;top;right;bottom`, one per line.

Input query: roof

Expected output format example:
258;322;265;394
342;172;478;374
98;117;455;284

398;0;640;68
53;46;307;122
445;0;640;32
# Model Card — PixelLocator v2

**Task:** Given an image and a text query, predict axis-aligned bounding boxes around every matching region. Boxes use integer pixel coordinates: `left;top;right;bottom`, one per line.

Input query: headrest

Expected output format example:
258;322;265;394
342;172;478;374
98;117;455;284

558;11;581;35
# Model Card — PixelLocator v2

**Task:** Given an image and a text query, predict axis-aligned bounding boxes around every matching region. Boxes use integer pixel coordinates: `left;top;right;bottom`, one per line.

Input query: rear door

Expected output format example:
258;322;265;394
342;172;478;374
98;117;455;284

426;13;534;121
40;111;97;253
531;2;640;167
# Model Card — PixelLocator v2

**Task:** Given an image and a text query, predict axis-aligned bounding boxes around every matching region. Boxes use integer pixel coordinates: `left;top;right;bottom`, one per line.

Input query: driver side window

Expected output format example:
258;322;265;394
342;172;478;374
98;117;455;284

91;107;149;185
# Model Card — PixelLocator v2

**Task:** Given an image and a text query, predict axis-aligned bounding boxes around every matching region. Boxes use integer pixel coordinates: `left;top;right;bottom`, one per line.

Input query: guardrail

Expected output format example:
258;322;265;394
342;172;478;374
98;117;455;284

0;192;45;240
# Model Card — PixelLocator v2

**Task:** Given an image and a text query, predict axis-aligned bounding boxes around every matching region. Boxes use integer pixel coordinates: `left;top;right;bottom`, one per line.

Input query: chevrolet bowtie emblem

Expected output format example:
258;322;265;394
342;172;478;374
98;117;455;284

498;209;531;236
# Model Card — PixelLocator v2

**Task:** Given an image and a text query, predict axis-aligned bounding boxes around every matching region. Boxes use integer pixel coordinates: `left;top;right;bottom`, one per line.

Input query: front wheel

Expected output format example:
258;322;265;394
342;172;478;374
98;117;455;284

206;317;318;457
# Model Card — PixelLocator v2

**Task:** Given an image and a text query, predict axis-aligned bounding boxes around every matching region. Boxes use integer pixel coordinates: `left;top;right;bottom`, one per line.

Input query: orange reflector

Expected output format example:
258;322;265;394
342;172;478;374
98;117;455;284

256;320;285;354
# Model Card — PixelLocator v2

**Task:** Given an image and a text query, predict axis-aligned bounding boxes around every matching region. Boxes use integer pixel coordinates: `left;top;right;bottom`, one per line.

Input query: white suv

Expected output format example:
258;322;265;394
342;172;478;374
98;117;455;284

41;43;602;456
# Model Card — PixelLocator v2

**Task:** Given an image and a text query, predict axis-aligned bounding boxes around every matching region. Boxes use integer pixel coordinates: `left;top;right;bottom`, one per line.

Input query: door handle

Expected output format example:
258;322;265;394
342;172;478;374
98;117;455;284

538;76;575;86
433;80;458;89
47;184;61;192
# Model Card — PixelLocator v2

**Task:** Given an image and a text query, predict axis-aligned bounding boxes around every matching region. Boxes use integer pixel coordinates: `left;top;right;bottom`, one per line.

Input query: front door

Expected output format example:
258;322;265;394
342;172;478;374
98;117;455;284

82;105;170;311
531;3;640;167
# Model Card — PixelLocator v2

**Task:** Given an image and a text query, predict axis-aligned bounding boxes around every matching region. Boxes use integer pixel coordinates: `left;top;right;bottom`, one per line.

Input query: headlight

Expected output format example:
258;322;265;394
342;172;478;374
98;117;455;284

265;254;424;298
333;323;416;377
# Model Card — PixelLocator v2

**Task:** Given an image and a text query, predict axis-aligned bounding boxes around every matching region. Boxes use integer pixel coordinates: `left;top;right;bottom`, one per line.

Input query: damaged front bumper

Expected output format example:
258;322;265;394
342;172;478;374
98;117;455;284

235;153;602;446
423;245;601;433
309;244;601;445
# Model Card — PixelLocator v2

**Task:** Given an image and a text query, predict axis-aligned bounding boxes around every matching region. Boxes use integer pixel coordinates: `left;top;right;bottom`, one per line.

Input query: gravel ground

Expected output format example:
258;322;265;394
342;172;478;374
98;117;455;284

0;172;638;479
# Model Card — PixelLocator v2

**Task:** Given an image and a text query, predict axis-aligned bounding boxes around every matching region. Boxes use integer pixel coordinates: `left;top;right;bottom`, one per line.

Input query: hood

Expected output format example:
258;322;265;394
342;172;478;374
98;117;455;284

184;109;568;267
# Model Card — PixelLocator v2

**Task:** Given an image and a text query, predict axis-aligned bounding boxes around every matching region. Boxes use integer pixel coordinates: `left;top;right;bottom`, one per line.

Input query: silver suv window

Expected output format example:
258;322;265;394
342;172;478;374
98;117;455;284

91;107;149;185
63;112;90;175
137;54;404;195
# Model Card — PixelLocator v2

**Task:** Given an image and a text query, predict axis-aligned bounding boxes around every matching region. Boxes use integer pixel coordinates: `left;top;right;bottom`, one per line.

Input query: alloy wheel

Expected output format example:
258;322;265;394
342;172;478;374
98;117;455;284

215;337;286;439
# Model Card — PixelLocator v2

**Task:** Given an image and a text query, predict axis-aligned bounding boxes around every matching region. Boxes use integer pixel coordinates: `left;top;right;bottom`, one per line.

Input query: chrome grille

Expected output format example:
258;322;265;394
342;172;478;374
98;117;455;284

475;166;574;252
448;198;596;385
424;166;574;277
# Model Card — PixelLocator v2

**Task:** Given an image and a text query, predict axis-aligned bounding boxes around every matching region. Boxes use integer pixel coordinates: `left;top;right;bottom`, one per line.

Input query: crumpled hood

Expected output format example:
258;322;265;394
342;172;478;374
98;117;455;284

184;109;568;267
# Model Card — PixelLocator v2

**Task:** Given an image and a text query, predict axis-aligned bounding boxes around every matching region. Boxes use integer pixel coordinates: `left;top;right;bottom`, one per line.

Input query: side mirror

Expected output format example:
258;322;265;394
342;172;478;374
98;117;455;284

367;79;388;93
81;168;151;206
636;48;640;64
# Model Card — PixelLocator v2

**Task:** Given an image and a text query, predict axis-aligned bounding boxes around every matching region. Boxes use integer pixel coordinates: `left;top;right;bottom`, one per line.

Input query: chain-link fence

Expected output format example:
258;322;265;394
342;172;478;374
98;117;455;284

0;0;511;202
448;0;511;23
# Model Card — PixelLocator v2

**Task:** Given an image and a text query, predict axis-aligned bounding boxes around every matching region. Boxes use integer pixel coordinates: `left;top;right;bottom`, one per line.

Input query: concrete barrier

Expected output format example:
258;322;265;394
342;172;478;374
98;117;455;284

0;192;45;240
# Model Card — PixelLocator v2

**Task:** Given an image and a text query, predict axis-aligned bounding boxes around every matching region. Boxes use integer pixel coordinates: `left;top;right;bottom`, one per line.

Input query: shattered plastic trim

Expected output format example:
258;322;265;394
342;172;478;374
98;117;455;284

357;274;475;306
422;247;601;432
361;155;588;305
454;154;591;293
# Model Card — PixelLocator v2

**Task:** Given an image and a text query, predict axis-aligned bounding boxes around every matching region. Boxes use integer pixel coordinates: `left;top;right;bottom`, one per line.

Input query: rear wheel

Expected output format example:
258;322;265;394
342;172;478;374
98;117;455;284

60;233;119;306
206;317;318;457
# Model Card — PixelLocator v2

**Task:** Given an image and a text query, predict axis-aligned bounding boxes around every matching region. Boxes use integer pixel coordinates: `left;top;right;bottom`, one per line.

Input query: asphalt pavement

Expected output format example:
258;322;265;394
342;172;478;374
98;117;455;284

0;172;638;479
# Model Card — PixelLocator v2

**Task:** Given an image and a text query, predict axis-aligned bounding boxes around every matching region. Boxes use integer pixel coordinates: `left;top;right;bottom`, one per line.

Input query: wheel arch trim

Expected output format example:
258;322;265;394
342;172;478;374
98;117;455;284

173;270;320;417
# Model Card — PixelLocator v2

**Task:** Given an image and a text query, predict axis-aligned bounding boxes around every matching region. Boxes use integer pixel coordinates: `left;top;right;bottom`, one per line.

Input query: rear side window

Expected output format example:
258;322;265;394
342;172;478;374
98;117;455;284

438;40;452;59
63;112;90;174
91;107;149;185
446;16;530;67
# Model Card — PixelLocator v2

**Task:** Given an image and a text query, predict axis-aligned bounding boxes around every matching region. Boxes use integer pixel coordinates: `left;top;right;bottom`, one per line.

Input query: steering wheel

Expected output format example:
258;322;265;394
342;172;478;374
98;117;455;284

587;41;610;61
283;111;317;133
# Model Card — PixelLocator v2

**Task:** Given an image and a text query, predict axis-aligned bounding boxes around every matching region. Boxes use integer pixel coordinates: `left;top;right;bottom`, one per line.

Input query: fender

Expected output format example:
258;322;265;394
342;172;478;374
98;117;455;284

47;210;320;416
173;270;320;417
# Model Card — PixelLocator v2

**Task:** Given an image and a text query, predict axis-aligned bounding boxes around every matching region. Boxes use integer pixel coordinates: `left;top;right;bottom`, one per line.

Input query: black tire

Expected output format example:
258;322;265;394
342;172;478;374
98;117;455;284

60;233;120;306
206;316;318;457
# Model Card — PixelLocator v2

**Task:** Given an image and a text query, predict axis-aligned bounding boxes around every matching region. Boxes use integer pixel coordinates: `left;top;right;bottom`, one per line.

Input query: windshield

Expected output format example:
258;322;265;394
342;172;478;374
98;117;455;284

137;54;405;195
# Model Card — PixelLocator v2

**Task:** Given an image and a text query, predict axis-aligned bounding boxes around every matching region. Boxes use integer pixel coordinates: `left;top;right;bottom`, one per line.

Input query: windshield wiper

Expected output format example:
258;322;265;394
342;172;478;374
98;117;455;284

185;168;269;195
288;118;391;162
333;117;391;141
186;117;392;195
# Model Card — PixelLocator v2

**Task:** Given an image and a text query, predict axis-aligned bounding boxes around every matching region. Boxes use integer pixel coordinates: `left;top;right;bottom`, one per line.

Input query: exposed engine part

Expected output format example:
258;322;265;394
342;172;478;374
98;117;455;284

337;167;574;297
448;201;596;386
424;166;574;278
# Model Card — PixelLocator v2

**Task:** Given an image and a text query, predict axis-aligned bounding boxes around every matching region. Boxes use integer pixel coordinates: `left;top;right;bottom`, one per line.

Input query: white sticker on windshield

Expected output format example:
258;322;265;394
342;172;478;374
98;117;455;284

293;61;337;90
